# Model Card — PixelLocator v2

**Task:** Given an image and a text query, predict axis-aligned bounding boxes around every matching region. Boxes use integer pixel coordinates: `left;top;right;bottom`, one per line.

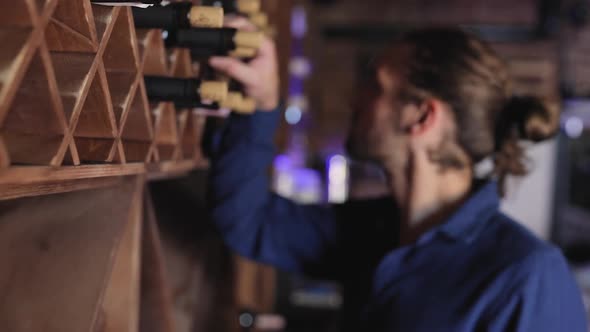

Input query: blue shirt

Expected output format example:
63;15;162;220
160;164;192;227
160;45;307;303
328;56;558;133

209;109;587;332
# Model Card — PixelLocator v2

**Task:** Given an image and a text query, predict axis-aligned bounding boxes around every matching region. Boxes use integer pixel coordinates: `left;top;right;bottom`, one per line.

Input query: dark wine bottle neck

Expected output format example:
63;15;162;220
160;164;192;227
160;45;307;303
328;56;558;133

145;76;228;105
229;79;244;92
174;101;220;110
132;3;192;30
201;0;238;13
200;0;260;15
144;76;201;103
90;0;163;4
198;63;244;92
145;76;221;110
198;63;217;80
165;28;237;55
133;3;224;29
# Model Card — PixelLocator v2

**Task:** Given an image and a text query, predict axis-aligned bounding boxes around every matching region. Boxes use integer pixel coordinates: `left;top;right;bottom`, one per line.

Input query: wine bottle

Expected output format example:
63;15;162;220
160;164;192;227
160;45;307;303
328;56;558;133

165;91;255;114
164;28;263;55
199;63;245;96
90;0;163;6
144;76;228;104
198;64;255;113
191;46;257;59
132;3;224;29
201;0;261;15
91;0;162;2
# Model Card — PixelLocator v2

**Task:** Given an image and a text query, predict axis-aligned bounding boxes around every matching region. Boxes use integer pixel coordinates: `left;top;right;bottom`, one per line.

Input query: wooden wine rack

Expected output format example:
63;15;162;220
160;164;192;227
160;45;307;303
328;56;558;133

0;0;207;195
0;1;208;331
0;1;286;331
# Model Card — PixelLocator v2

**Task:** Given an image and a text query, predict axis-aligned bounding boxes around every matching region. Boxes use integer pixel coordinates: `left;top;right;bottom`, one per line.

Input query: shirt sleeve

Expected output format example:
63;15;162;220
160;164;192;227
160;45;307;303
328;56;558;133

208;109;339;277
485;248;588;332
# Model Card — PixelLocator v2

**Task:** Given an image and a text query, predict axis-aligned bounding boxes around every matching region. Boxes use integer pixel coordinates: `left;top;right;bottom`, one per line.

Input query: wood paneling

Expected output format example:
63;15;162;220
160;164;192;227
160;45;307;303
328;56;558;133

0;178;138;332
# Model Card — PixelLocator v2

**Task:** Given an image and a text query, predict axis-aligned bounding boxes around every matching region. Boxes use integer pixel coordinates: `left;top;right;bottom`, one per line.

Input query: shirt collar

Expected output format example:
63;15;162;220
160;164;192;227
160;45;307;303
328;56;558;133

421;181;500;244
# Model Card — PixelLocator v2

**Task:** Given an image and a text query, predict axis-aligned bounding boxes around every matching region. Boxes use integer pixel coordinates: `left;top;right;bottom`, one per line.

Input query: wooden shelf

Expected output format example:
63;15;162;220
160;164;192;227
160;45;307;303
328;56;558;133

0;164;144;185
0;159;208;200
147;159;209;181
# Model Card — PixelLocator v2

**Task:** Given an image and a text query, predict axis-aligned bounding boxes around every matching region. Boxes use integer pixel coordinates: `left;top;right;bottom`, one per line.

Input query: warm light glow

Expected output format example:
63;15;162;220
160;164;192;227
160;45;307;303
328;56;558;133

328;155;349;203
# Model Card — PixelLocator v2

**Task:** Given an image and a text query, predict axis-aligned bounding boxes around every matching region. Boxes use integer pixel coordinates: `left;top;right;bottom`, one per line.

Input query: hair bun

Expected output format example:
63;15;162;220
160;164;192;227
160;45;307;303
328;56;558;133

500;95;560;143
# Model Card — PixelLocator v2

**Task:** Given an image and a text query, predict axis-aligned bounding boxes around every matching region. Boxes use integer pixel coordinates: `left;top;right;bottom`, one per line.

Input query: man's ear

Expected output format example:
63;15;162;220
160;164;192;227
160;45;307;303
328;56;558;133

403;99;442;136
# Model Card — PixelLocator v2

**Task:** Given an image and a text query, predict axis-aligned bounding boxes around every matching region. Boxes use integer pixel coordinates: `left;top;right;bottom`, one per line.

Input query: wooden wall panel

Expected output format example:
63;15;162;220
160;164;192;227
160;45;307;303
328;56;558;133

98;179;143;332
0;177;139;332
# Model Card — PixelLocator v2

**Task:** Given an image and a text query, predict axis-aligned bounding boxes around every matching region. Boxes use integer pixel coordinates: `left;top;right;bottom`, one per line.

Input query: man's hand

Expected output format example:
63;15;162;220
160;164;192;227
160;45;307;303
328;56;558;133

209;17;280;111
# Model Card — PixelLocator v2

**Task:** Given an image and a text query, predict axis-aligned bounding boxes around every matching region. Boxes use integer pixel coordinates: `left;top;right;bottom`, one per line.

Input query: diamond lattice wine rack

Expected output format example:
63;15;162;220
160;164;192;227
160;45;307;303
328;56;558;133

0;1;209;331
0;0;207;188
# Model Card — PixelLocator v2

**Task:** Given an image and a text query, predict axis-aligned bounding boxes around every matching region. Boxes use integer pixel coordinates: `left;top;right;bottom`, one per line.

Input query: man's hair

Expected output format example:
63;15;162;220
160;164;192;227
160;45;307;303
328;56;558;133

380;27;559;195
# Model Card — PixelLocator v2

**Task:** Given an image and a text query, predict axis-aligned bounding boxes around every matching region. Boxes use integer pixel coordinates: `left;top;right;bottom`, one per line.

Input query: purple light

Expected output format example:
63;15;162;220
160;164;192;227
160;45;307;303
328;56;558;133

293;168;321;189
289;56;312;78
291;168;323;203
288;77;305;96
291;6;307;38
273;154;292;171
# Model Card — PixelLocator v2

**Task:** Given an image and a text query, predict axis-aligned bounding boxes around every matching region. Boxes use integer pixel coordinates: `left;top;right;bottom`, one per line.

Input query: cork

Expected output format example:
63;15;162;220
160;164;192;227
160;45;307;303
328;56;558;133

233;31;264;49
237;96;257;114
250;12;268;28
229;46;257;58
220;92;257;114
189;6;224;28
220;92;243;109
199;81;228;102
237;0;261;14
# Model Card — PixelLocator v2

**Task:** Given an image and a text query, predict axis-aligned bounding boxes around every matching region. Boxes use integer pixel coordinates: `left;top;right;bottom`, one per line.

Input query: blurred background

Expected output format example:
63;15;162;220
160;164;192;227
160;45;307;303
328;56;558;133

151;0;590;331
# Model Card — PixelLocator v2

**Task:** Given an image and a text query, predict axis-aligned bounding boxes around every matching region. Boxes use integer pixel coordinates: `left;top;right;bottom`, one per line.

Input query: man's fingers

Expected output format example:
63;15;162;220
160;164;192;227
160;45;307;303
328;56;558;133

209;57;258;86
257;37;276;58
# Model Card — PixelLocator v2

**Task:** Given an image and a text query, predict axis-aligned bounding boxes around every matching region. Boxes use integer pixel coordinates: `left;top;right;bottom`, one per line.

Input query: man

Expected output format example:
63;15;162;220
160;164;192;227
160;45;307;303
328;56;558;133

208;21;587;331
